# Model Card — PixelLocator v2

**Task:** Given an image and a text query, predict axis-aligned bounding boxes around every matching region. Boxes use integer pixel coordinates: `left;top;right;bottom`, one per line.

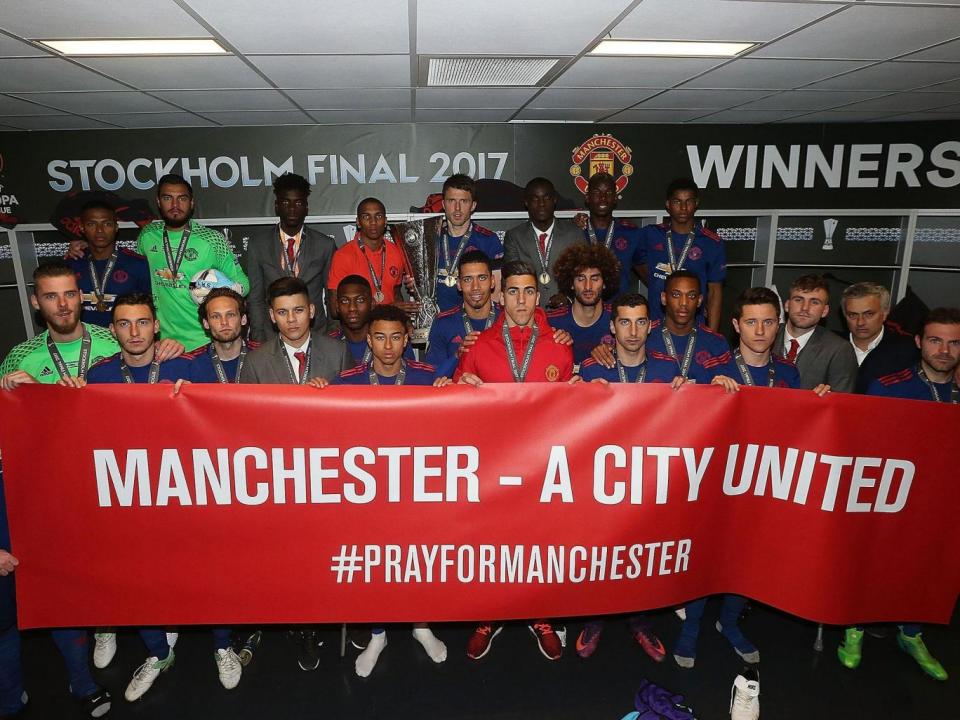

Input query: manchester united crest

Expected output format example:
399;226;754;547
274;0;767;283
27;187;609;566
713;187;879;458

569;134;633;195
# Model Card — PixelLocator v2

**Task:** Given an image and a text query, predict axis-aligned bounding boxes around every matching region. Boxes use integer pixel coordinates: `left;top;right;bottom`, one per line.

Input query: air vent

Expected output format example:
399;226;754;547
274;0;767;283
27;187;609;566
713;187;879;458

426;57;558;86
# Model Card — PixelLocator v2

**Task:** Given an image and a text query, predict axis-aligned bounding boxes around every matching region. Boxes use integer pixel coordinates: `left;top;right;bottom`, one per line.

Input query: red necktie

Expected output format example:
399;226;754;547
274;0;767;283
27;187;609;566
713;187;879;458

294;351;306;380
785;338;800;363
286;238;297;275
538;232;548;254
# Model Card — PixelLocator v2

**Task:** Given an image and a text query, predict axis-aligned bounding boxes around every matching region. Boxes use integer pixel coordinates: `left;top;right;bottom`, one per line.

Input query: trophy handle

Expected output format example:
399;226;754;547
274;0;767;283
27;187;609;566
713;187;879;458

390;223;422;303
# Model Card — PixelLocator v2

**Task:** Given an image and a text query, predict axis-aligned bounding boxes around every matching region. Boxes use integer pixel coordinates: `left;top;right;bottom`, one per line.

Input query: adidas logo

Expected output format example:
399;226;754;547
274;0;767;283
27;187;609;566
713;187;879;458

149;245;158;252
39;367;53;377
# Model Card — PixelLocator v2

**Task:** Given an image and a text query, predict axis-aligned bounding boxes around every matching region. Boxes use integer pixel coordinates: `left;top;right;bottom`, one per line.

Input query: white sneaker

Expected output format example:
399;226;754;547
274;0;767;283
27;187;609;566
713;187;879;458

215;648;242;690
730;667;760;720
93;633;117;669
166;632;178;648
124;651;174;702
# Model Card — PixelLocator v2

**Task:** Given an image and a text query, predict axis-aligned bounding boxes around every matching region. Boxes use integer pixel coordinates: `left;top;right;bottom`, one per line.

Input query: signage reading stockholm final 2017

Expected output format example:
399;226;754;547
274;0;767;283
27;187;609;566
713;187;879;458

0;121;957;223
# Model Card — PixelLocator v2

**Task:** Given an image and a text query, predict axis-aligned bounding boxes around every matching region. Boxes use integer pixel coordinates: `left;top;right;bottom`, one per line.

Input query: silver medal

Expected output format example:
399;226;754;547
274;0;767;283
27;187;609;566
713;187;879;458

374;291;385;303
539;272;551;285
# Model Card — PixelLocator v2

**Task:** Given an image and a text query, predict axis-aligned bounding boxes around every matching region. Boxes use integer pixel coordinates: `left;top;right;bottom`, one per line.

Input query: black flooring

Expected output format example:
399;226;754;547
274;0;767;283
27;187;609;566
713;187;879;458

18;601;960;719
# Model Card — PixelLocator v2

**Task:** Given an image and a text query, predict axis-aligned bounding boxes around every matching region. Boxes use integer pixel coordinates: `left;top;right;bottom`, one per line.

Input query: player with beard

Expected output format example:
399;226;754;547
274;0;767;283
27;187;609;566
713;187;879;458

547;244;620;367
189;289;258;383
134;174;249;350
433;174;503;312
836;307;960;682
66;201;152;328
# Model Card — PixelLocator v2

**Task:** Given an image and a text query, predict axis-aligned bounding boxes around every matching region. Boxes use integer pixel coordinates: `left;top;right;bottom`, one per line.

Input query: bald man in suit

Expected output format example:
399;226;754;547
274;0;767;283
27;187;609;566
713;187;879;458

503;177;586;309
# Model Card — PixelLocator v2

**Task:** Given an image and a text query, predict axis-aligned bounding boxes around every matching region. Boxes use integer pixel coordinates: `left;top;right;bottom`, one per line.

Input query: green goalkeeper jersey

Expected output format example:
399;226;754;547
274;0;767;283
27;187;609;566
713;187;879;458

0;323;119;382
136;219;249;350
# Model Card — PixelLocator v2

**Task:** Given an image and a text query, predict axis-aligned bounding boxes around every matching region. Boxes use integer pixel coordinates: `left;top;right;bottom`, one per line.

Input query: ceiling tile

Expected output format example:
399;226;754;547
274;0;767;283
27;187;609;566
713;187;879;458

0;0;206;37
416;88;537;109
86;112;217;128
0;58;125;92
79;56;271;90
10;91;176;113
633;89;775;109
250;55;409;88
837;91;960;112
1;114;117;130
200;110;314;125
187;0;410;53
418;0;634;54
683;58;872;89
414;109;514;122
613;0;843;42
553;57;726;88
0;94;64;115
737;89;891;111
528;87;660;109
604;108;711;122
309;109;412;123
515;108;619;121
153;89;296;112
900;38;960;62
777;110;900;123
688;108;801;123
751;4;960;60
0;36;47;56
288;89;411;109
807;61;960;91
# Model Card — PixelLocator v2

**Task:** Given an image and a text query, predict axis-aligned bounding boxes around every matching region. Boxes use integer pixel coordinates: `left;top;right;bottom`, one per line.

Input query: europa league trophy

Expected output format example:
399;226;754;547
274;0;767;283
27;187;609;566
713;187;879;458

392;216;442;344
822;217;838;251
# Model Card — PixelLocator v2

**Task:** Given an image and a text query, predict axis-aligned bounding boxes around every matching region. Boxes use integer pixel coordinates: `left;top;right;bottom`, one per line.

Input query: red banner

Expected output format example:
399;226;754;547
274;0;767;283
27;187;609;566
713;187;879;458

1;383;958;629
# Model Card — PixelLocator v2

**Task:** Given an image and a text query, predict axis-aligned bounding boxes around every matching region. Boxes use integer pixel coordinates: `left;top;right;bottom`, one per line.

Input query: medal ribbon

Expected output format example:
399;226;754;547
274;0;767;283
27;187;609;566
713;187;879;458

734;349;776;388
281;337;311;385
359;241;387;299
661;327;697;379
368;360;406;386
462;305;497;337
666;229;695;273
586;220;615;250
88;252;118;309
120;359;161;384
162;224;192;280
616;358;647;384
441;221;472;277
210;342;247;384
917;366;960;403
47;327;91;380
503;322;539;383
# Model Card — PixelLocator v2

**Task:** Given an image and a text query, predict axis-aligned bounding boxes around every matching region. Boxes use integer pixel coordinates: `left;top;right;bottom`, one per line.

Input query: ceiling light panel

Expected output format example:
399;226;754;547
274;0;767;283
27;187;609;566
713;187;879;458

39;39;227;55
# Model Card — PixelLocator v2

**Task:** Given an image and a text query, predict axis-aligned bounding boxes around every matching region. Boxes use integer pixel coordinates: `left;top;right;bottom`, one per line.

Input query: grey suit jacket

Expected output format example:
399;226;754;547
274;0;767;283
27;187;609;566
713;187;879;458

503;218;586;306
776;324;858;392
239;330;352;384
245;224;336;342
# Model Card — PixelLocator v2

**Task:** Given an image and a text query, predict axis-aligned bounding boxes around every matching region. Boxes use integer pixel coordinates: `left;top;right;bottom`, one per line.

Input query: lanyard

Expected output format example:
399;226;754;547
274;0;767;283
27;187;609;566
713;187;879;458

503;322;539;383
210;342;247;384
279;228;303;277
162;224;191;279
88;253;118;311
666;229;695;273
47;327;91;380
586;220;615;250
616;359;647;384
661;327;697;379
120;359;161;384
281;337;311;385
917;366;960;403
368;361;406;386
440;222;472;279
462;305;497;336
734;349;776;387
359;241;387;301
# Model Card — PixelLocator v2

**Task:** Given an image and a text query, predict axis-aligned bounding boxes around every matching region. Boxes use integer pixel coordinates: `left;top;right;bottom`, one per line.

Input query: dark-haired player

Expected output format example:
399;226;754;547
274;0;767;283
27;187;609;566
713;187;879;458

328;275;413;366
639;178;725;330
67;201;151;328
580;172;644;295
189;288;257;383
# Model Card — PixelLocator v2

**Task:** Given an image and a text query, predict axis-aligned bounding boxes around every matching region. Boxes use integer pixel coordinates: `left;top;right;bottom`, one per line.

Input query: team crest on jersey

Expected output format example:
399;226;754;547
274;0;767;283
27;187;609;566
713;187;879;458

569;134;633;195
688;246;703;261
184;248;199;262
390;266;400;278
696;350;711;365
615;236;628;251
113;270;129;283
545;364;560;382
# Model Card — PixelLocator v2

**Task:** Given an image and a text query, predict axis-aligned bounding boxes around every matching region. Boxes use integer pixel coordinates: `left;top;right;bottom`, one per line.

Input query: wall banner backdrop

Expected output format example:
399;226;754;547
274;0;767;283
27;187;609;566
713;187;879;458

0;120;958;226
1;382;957;629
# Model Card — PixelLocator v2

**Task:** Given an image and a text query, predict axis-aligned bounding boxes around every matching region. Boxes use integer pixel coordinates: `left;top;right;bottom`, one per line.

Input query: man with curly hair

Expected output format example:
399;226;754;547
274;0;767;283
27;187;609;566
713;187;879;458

546;244;620;366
